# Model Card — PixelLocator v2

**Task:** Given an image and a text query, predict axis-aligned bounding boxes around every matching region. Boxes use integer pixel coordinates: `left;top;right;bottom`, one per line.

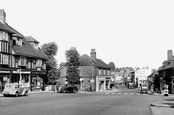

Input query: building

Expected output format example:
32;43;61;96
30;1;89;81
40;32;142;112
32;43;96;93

0;9;47;91
134;67;152;88
59;49;112;92
158;50;174;94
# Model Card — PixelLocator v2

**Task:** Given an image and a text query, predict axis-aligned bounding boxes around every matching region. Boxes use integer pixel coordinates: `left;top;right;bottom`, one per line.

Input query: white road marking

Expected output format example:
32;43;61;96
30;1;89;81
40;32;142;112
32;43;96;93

105;93;109;94
124;93;128;94
130;93;134;95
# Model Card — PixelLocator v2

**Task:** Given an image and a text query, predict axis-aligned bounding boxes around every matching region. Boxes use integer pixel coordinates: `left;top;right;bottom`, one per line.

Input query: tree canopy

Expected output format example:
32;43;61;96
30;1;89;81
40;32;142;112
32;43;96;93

41;42;59;85
65;47;80;84
108;62;116;71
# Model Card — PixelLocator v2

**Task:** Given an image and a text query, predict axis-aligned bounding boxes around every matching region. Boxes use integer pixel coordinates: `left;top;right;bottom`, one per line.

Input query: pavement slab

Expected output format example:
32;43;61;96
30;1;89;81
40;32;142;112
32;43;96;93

150;94;174;115
150;106;174;115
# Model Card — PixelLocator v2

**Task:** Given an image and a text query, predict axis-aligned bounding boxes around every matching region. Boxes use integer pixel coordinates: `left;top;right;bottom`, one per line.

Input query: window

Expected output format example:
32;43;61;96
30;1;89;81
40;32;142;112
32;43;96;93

99;69;102;75
78;68;83;75
42;60;46;69
64;68;67;76
21;57;26;66
107;70;111;75
103;70;106;75
0;53;9;65
0;31;9;41
36;59;42;67
26;58;31;69
0;41;9;53
32;59;36;69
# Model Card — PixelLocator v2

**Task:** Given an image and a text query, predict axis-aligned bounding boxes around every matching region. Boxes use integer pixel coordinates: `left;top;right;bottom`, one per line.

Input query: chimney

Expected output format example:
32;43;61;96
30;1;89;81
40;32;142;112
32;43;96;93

90;49;96;60
167;50;173;61
0;9;6;24
70;47;76;50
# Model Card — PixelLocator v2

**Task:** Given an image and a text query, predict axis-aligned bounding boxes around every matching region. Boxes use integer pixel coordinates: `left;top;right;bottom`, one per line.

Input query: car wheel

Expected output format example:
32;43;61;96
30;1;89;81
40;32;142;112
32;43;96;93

15;92;19;97
63;89;66;93
24;91;28;96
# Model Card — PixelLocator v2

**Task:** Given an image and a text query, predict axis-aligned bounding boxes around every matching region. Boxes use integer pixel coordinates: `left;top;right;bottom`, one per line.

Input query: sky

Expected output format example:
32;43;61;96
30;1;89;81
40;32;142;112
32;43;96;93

1;0;174;69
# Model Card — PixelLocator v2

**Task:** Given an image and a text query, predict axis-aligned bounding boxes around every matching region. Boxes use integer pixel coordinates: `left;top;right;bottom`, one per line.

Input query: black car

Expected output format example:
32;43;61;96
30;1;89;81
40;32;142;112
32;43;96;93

58;84;78;93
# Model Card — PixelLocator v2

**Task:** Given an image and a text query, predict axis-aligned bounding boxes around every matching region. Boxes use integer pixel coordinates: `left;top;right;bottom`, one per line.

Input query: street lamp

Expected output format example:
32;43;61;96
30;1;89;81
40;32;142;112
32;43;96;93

80;78;84;90
17;67;21;84
90;62;94;91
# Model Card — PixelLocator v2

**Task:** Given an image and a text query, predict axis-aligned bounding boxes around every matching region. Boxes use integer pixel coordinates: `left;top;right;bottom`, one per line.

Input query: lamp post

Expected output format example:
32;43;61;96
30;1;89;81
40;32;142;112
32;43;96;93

17;67;21;84
90;62;94;91
80;78;84;90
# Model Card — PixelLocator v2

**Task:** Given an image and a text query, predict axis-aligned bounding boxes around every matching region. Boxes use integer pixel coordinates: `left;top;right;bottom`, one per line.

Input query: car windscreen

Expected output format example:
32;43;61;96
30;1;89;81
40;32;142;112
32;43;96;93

5;85;12;88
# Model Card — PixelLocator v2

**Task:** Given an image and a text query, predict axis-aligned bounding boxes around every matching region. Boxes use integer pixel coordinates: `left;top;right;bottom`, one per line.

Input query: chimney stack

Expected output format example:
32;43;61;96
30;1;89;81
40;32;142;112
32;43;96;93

0;9;6;24
167;50;173;61
90;49;96;60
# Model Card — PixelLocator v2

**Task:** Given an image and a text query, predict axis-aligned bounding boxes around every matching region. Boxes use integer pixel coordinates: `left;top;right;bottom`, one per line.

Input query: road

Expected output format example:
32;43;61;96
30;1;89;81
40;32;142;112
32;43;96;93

0;86;162;115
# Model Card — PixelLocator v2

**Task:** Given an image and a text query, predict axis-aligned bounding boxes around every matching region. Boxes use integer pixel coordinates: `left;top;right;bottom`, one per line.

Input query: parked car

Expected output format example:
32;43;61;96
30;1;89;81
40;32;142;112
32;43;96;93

2;83;28;97
58;84;78;93
140;84;148;93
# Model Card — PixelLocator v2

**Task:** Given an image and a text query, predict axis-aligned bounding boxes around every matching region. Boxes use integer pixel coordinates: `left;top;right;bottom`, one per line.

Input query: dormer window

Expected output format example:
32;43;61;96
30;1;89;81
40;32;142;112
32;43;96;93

12;37;22;46
17;38;22;46
34;42;38;49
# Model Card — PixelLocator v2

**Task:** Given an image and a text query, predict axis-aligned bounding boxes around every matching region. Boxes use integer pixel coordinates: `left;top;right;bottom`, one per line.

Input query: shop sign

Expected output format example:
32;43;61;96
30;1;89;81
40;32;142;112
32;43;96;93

0;71;10;73
90;79;95;83
13;71;30;74
32;71;46;75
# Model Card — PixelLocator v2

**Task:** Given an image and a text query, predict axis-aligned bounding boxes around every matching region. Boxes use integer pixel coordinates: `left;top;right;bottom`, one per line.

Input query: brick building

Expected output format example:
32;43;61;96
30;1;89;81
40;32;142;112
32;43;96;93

59;49;113;92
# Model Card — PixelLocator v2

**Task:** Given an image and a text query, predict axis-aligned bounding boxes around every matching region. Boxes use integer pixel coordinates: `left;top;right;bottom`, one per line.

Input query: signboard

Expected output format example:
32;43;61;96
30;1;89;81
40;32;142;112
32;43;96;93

90;79;95;83
0;71;10;73
32;71;46;75
13;71;30;74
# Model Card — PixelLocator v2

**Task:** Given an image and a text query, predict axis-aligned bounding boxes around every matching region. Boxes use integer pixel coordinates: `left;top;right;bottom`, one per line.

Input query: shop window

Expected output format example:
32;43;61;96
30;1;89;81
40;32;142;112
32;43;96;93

22;75;29;83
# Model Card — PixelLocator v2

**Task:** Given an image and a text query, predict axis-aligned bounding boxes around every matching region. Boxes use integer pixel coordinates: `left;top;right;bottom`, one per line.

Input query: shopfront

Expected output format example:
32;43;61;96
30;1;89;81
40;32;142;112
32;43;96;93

96;76;113;92
12;70;31;89
0;70;11;91
31;70;46;91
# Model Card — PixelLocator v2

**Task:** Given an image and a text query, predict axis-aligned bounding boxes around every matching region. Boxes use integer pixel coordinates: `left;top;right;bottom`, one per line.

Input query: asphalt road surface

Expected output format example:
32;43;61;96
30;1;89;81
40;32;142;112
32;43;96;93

0;86;162;115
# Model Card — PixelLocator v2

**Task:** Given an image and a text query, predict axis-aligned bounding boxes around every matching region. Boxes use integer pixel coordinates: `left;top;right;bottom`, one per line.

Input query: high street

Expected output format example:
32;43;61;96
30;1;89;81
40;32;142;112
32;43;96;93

0;86;162;115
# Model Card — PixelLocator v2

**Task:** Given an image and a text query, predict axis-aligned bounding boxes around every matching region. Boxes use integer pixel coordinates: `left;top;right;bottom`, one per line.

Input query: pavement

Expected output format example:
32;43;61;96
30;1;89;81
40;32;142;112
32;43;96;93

150;93;174;115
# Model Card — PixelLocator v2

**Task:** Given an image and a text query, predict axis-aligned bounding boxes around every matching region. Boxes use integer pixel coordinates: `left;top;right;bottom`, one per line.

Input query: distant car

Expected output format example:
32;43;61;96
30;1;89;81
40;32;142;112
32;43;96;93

58;84;78;93
128;83;134;89
2;83;28;97
140;84;148;93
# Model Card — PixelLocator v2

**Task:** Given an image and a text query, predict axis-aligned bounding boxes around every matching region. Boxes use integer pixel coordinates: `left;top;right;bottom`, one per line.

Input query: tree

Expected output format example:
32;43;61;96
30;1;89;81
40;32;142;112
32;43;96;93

65;47;80;84
41;42;59;85
108;62;116;71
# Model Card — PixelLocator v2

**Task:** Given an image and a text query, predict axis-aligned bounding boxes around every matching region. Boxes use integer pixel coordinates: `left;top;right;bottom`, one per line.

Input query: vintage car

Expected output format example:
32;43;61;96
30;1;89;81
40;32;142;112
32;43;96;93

58;84;78;93
2;83;29;97
128;83;134;89
140;84;148;93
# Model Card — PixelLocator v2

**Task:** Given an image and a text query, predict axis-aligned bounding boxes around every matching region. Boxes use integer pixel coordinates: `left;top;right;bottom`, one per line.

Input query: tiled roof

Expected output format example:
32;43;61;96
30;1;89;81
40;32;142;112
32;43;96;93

25;36;39;43
13;37;48;59
59;54;111;69
0;21;14;33
6;23;24;38
158;61;174;71
79;54;111;69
